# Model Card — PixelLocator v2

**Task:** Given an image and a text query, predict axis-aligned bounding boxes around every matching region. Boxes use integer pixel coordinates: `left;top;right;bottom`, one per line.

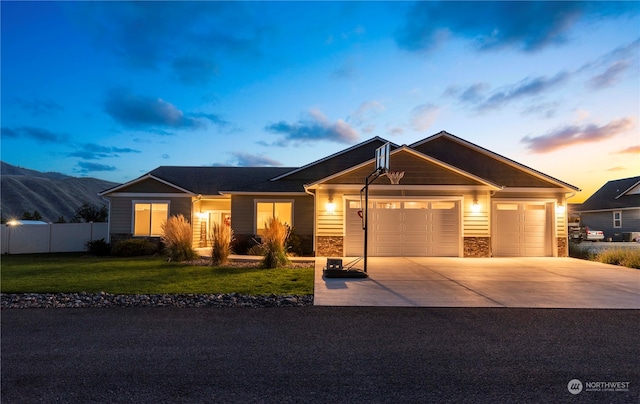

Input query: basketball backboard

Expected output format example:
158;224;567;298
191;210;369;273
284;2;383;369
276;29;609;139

375;142;390;173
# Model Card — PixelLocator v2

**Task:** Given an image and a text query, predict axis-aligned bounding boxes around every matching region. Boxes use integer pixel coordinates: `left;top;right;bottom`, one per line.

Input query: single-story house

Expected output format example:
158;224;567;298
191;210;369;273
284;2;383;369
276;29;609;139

99;131;580;257
574;176;640;241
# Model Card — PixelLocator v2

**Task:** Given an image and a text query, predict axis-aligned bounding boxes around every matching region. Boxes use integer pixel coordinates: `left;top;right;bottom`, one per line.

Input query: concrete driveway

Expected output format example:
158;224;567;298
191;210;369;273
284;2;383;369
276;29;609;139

314;257;640;308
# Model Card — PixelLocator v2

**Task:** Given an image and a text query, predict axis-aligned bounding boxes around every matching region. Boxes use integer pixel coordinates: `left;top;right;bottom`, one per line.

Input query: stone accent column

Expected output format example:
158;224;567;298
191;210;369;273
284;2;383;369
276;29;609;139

557;237;568;257
316;236;343;257
463;237;491;257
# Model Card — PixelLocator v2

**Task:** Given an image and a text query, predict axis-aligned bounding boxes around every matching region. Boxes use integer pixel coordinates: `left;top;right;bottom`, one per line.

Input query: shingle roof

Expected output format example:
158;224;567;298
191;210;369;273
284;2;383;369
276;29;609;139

576;176;640;211
148;166;303;194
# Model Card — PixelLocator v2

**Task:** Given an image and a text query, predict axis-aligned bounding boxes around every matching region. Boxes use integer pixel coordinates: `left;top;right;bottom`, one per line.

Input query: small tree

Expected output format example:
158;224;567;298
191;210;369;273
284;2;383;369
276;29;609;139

22;210;42;220
261;217;290;268
160;214;198;261
74;203;108;222
210;221;233;266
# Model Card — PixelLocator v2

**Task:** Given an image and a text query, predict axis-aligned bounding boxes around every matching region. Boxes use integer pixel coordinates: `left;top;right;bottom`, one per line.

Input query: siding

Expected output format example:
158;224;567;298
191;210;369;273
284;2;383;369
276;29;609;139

582;208;640;239
108;196;192;235
462;192;490;237
230;195;314;236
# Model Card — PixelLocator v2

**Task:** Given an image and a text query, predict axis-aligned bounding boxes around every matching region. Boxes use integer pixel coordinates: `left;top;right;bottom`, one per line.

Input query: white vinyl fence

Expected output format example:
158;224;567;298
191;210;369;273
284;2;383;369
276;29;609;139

1;222;108;254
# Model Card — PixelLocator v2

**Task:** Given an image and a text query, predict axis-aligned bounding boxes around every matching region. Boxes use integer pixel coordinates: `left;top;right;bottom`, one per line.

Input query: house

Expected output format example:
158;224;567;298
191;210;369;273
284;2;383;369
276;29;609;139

99;131;580;257
574;176;640;241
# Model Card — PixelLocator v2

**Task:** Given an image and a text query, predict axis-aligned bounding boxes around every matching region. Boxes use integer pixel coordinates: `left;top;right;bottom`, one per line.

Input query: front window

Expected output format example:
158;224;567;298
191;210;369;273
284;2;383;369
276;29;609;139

613;211;622;228
256;201;292;235
134;202;169;236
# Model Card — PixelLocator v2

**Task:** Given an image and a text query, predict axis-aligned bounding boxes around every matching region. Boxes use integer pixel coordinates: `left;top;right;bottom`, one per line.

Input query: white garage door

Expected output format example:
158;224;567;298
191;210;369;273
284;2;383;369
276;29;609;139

494;202;552;257
345;200;460;257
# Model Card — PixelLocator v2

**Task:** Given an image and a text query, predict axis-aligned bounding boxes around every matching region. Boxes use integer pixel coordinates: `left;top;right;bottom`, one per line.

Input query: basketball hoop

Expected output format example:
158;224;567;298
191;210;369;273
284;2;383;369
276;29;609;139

387;171;404;185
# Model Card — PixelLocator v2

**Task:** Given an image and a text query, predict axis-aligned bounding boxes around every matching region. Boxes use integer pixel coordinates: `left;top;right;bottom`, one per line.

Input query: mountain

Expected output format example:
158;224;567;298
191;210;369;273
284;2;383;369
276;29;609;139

1;162;119;222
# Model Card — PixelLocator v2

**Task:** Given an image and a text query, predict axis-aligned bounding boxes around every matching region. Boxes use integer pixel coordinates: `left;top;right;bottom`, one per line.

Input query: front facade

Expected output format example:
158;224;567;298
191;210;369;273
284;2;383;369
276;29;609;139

575;176;640;241
100;131;580;257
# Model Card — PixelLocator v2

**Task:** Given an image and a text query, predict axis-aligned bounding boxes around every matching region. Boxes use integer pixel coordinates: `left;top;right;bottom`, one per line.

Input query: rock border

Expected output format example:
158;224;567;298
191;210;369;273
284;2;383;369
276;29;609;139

1;292;313;309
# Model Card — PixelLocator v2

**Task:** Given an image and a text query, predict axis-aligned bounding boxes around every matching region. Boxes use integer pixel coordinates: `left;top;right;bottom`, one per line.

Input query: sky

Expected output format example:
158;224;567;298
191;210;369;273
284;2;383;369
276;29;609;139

1;1;639;203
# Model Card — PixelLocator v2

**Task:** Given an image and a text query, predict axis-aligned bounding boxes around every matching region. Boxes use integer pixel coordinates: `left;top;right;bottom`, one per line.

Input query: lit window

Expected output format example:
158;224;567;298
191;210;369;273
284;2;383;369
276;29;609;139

134;202;168;236
613;211;622;228
256;202;292;235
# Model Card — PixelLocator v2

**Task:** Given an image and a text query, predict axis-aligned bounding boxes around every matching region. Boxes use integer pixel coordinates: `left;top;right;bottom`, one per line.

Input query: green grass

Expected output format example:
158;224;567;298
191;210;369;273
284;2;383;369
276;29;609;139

0;253;314;295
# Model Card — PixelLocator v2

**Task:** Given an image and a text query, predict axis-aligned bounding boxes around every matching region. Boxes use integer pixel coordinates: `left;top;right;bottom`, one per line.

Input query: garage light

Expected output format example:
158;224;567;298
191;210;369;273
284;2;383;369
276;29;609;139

326;199;336;214
472;199;480;213
556;204;565;214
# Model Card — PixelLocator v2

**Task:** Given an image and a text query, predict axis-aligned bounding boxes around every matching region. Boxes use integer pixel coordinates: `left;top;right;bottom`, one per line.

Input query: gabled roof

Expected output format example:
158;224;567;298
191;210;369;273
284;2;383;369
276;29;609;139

577;176;640;211
271;136;399;182
411;131;580;190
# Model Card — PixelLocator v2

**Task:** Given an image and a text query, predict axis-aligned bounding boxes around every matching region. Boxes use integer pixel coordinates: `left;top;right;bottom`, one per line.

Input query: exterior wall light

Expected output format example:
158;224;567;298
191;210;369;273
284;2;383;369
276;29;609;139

7;219;19;226
326;199;336;214
556;203;566;214
196;212;208;220
472;199;480;213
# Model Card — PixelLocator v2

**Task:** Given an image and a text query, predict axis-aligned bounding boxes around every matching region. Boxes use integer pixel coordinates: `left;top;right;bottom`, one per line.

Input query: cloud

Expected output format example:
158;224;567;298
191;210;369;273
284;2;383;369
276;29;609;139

104;90;227;130
264;109;359;145
74;161;118;174
171;56;219;86
230;152;282;167
613;145;640;154
348;101;385;126
1;126;70;143
444;83;490;104
14;97;63;116
410;103;440;132
386;126;404;136
331;59;358;79
68;143;141;160
396;2;638;53
587;60;631;90
478;72;569;111
521;118;635;153
161;154;170;159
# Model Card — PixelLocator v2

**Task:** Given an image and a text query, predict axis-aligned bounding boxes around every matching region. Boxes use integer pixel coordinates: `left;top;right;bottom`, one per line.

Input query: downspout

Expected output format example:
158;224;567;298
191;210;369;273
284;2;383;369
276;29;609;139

304;185;317;255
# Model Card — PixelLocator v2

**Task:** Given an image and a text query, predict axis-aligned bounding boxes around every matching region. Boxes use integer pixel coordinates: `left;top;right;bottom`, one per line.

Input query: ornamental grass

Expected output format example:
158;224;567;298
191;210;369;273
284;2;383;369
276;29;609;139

261;217;290;268
161;214;198;262
210;221;233;266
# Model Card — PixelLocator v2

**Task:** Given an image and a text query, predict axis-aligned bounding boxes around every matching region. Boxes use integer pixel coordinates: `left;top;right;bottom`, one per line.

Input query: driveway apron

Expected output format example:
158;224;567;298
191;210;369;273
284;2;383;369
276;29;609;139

314;257;640;308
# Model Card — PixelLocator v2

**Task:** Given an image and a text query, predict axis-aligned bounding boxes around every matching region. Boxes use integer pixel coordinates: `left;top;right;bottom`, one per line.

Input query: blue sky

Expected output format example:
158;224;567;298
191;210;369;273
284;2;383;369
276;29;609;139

1;1;639;202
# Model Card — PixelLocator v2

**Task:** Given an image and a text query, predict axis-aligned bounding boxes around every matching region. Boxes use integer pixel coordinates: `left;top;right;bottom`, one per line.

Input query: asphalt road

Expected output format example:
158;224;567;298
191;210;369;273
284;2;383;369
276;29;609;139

2;307;638;403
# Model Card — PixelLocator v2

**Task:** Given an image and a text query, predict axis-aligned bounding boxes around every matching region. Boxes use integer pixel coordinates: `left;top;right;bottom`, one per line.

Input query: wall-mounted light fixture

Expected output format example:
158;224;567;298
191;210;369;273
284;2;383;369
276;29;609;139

556;198;566;214
326;198;336;214
196;212;208;220
472;199;480;213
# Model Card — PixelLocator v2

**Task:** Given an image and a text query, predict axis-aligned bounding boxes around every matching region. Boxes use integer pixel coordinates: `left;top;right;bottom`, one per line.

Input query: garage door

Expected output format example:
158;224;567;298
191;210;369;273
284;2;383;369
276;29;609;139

345;200;460;257
493;202;552;257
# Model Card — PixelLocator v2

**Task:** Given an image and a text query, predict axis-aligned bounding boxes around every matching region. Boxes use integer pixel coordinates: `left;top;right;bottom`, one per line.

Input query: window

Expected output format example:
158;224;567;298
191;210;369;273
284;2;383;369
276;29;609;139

133;202;169;236
613;211;622;228
256;201;292;235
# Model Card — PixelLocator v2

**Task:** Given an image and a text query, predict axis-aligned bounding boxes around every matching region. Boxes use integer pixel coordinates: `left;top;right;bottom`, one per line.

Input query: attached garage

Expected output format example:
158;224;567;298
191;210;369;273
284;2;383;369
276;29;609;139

345;199;461;257
493;202;553;257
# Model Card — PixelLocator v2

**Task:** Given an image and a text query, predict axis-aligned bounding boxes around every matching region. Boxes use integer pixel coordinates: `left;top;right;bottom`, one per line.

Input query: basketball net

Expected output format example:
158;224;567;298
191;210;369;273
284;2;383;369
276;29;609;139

387;171;404;185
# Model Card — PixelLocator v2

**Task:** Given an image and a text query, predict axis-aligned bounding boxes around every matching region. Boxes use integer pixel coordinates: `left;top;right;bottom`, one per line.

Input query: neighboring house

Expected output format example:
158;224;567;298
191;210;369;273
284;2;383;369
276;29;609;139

99;131;580;257
575;176;640;241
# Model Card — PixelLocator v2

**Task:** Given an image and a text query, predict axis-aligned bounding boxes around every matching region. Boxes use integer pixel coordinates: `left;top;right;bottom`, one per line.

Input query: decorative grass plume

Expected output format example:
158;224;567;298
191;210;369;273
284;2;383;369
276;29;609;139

161;214;198;262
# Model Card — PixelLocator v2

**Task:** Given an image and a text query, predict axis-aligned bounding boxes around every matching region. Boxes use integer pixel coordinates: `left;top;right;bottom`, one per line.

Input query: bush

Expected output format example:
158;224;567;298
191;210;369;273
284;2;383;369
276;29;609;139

210;221;233;266
260;217;290;268
161;214;198;262
231;234;257;255
597;248;640;269
568;242;595;260
85;238;111;256
111;239;159;257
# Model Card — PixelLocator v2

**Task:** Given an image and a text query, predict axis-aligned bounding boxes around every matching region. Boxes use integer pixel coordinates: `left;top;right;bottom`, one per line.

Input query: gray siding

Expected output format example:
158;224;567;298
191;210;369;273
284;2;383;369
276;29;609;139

230;195;314;236
108;196;192;235
581;208;640;240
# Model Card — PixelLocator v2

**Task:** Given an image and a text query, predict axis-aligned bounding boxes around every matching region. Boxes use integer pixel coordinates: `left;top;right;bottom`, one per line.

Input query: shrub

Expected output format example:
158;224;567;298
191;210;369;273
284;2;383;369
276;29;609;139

247;243;265;256
111;238;159;257
85;238;111;256
286;227;303;256
161;214;198;262
260;217;290;268
597;248;640;269
568;242;595;260
231;234;257;255
210;221;233;266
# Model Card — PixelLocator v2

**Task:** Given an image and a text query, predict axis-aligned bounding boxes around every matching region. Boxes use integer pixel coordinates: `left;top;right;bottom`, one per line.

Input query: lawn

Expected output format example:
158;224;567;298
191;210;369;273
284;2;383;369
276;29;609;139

0;253;315;295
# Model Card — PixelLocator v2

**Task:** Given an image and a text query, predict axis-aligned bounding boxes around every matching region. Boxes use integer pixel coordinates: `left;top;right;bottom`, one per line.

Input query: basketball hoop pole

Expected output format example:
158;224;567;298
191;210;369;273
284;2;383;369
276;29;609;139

361;168;385;273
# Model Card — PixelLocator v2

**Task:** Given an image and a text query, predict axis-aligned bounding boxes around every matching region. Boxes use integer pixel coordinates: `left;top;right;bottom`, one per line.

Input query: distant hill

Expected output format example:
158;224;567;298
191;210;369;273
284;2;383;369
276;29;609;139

1;161;119;222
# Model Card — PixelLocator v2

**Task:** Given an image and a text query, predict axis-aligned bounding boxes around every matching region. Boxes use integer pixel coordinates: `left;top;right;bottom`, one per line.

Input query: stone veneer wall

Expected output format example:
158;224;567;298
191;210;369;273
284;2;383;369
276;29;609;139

463;237;491;257
316;236;343;257
557;237;568;257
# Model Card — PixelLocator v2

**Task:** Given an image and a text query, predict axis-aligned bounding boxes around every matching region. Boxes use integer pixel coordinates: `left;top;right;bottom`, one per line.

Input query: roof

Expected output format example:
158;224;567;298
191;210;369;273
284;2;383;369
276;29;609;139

576;176;640;211
100;131;580;196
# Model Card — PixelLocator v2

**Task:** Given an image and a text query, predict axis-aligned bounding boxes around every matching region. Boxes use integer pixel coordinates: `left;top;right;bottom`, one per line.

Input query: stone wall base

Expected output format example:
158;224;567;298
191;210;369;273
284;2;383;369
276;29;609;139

464;237;491;257
557;237;568;257
316;236;344;257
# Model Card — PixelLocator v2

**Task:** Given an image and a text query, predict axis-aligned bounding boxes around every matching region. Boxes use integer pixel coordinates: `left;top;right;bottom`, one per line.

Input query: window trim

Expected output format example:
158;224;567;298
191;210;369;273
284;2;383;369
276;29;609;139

254;199;294;235
131;200;170;237
613;210;622;228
